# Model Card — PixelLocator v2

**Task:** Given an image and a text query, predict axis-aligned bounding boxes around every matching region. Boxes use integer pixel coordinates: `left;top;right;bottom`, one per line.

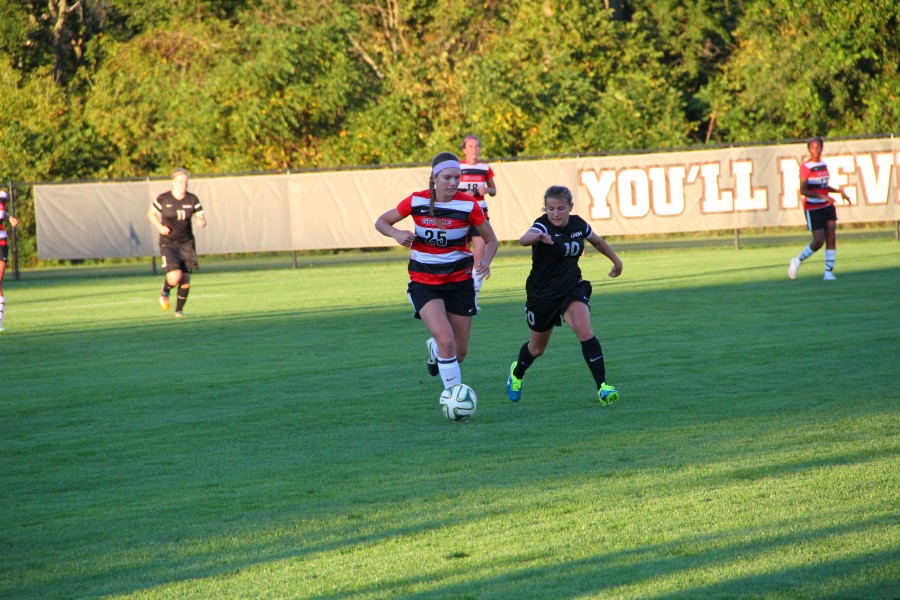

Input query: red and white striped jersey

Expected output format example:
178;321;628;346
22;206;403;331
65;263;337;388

458;162;495;213
396;190;486;286
0;195;9;245
800;160;831;210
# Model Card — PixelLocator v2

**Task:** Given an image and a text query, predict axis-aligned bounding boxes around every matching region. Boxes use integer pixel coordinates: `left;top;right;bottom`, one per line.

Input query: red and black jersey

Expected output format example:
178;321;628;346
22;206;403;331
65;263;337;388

458;162;494;213
152;191;204;246
525;214;594;301
0;195;9;247
800;160;832;210
396;190;486;286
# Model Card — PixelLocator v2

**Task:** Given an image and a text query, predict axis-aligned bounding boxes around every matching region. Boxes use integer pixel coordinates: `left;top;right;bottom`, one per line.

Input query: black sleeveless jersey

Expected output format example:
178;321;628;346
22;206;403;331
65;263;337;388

525;214;593;300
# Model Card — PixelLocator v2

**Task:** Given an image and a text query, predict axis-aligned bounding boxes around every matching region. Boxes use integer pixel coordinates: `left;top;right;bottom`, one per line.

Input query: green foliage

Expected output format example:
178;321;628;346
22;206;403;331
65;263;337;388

579;16;694;151
0;2;32;67
81;3;367;175
321;0;500;164
699;0;900;141
82;21;227;175
0;0;896;181
628;0;741;141
0;58;112;182
220;3;369;170
461;2;622;155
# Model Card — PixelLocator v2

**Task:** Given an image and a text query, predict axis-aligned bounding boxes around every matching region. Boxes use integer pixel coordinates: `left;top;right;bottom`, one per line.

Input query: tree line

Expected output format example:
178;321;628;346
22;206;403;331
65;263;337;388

1;0;897;263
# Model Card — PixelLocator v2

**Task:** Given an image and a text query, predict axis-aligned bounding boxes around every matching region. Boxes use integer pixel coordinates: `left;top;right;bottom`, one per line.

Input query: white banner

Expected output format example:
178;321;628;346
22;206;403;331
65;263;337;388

34;138;899;259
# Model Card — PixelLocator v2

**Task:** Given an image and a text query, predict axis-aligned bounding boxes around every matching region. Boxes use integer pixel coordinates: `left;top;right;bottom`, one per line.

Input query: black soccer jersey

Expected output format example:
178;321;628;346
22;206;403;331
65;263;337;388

152;191;204;246
525;214;593;301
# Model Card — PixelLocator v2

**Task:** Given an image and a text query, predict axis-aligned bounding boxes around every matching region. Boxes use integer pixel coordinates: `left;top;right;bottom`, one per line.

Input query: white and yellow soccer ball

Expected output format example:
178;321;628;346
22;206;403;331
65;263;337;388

439;384;477;422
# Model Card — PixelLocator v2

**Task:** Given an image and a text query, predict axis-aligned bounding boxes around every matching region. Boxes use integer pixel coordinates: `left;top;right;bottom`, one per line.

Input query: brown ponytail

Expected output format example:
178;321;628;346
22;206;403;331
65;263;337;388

429;176;442;231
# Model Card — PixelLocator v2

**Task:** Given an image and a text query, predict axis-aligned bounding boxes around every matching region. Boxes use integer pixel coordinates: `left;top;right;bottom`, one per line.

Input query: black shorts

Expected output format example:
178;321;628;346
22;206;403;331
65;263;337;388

525;280;592;332
805;204;837;231
407;280;477;319
160;241;199;272
0;243;8;263
468;209;488;239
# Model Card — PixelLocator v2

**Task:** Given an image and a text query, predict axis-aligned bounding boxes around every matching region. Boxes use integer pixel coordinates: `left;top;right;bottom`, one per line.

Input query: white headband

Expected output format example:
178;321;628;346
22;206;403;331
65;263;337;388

432;159;461;175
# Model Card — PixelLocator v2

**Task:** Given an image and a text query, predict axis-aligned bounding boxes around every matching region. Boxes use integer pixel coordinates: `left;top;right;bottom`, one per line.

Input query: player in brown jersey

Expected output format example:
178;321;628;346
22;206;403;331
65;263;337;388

147;169;207;317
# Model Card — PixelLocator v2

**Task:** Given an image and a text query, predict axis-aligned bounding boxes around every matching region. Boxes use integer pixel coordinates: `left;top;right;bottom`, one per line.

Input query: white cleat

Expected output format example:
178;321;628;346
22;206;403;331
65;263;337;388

788;257;800;280
823;271;836;281
426;337;439;377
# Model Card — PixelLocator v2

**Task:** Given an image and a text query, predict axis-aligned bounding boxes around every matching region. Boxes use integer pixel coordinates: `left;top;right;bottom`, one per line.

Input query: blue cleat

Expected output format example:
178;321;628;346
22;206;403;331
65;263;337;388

506;361;523;402
598;382;619;406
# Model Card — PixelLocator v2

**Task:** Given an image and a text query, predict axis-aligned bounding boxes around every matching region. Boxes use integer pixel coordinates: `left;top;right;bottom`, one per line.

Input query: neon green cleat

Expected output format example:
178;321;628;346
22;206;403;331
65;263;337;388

506;361;523;402
598;383;619;406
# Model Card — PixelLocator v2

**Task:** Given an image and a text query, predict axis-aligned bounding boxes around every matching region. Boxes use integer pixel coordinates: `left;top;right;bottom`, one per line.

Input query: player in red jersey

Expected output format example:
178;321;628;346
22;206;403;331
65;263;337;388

788;137;850;281
147;168;207;317
0;190;19;333
375;152;499;390
458;135;497;308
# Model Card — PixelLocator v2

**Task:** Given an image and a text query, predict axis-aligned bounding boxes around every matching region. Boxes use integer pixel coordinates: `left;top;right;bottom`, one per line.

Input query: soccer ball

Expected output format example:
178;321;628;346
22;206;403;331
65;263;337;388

439;384;477;422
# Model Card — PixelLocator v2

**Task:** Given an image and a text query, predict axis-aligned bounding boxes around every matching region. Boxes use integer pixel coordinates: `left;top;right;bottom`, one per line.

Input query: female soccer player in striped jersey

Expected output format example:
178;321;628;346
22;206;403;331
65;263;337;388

788;137;851;281
458;135;497;308
0;190;19;333
375;152;499;390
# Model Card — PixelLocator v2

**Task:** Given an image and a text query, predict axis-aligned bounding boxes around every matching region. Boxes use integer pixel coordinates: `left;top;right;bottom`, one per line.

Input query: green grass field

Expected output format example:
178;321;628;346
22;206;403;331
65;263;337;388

2;239;898;599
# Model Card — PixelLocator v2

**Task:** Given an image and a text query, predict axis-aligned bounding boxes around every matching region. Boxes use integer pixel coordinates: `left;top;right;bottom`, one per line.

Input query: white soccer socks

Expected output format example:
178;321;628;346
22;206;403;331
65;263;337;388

438;356;462;389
